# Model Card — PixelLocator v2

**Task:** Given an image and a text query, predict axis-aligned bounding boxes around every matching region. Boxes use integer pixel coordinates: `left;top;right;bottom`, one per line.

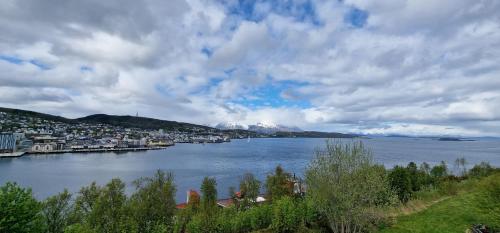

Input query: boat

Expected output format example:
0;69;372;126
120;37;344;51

0;151;26;158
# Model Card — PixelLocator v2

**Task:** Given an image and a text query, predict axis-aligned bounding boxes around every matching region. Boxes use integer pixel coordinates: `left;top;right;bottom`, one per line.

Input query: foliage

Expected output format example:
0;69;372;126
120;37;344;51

270;196;303;233
43;189;72;233
469;162;495;178
305;140;395;233
388;166;412;203
430;161;448;178
239;173;261;209
381;173;500;233
0;182;45;233
201;177;218;213
88;178;136;233
265;165;292;202
200;176;219;232
130;170;176;233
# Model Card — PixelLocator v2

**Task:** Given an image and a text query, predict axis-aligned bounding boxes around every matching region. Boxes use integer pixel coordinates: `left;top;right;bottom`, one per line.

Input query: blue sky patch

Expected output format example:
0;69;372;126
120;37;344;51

0;55;24;64
220;0;322;25
345;7;369;28
201;47;213;57
80;66;93;72
0;55;51;70
29;59;51;70
231;79;311;109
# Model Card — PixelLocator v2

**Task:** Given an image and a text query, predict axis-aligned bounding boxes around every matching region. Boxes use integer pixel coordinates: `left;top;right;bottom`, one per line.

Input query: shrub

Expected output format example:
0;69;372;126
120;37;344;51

388;166;412;203
271;196;302;233
469;162;494;178
0;182;45;233
43;189;73;233
306;141;395;233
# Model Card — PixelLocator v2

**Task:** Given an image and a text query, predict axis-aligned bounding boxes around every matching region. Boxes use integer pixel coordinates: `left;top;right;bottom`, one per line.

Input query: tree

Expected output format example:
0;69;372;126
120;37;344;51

130;170;176;233
265;165;292;202
73;181;102;225
43;189;72;233
199;177;218;232
0;182;45;233
200;177;218;213
305;141;395;233
454;157;467;177
239;173;261;209
388;166;412;203
469;162;494;178
270;196;302;233
89;178;135;233
431;161;448;178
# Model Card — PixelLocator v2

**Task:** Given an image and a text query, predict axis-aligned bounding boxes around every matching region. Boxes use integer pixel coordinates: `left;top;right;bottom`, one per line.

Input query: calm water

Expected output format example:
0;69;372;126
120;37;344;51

1;137;500;202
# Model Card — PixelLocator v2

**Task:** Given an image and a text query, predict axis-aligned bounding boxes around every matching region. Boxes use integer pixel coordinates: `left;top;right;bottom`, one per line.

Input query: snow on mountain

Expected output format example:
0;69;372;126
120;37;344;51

248;123;302;134
215;122;248;130
215;121;302;134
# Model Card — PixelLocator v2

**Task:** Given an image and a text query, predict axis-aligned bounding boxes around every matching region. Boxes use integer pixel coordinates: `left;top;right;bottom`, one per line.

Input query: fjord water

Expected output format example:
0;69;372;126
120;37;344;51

1;137;500;202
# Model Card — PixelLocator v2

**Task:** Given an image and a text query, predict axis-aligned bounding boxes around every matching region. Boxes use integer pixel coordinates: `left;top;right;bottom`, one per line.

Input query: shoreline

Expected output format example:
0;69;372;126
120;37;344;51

0;146;172;158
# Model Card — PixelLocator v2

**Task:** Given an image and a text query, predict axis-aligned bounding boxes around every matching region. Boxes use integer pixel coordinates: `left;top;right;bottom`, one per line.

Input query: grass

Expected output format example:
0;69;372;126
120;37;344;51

380;176;500;233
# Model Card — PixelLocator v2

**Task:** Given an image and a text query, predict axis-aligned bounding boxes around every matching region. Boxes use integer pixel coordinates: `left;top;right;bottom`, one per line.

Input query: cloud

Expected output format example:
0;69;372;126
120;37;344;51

0;0;499;136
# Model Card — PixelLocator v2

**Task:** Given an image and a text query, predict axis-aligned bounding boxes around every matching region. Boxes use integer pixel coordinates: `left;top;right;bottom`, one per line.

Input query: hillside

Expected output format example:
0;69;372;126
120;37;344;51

77;114;213;131
0;107;75;124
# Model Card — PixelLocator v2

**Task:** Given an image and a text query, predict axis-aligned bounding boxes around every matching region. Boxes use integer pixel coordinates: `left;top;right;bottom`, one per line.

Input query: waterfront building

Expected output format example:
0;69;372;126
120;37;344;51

0;133;16;153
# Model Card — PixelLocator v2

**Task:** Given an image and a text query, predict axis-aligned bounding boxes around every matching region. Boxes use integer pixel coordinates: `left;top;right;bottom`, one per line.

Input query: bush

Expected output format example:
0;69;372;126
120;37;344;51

388;166;412;203
0;182;45;233
438;180;459;196
469;162;495;178
271;196;302;233
306;141;395;232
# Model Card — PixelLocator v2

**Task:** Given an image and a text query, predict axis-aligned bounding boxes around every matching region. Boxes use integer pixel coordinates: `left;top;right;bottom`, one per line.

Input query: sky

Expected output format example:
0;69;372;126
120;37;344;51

1;0;500;137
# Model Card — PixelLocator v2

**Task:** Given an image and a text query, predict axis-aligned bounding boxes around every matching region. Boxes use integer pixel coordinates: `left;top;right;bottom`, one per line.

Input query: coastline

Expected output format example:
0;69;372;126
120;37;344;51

0;146;172;158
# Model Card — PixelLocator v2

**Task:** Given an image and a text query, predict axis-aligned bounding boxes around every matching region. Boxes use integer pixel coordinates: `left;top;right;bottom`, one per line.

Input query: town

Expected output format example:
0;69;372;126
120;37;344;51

0;111;234;157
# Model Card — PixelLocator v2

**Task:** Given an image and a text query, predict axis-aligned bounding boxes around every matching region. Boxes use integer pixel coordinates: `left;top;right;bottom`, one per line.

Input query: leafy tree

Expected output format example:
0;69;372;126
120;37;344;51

43;189;72;233
73;182;102;225
130;170;176;232
431;161;448;178
469;161;494;178
388;166;412;203
305;141;395;233
270;196;302;233
200;177;218;232
239;173;261;209
0;182;45;233
89;178;136;233
200;177;218;213
265;165;292;202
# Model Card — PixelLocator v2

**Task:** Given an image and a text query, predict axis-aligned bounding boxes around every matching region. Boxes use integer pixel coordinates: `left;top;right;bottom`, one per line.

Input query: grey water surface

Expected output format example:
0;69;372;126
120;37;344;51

1;137;499;202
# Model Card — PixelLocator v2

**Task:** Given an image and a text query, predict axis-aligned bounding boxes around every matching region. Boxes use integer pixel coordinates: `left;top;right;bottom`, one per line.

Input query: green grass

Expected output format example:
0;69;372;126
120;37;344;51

380;180;500;233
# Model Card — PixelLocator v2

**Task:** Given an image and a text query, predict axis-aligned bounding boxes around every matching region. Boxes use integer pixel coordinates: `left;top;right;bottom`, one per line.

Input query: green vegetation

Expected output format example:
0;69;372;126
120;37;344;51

1;140;499;233
381;173;500;233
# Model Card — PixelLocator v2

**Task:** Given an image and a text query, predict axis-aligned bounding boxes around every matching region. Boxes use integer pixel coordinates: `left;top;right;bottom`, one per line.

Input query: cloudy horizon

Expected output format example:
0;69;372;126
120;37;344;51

1;0;500;136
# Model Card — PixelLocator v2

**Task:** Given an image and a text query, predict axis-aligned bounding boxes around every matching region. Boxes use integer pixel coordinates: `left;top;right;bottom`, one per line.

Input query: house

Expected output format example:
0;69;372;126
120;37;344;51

176;190;200;209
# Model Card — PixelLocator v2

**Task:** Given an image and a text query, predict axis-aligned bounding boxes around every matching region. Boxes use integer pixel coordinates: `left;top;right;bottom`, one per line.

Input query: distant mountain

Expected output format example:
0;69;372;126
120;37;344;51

215;122;248;130
270;131;356;138
216;121;303;134
248;122;303;134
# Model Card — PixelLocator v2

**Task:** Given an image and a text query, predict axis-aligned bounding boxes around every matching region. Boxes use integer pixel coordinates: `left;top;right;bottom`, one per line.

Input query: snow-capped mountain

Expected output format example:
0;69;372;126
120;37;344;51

216;122;302;134
248;123;303;134
215;122;248;130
